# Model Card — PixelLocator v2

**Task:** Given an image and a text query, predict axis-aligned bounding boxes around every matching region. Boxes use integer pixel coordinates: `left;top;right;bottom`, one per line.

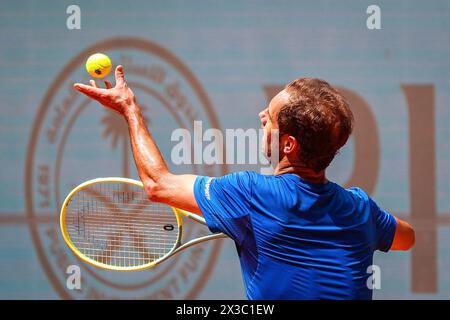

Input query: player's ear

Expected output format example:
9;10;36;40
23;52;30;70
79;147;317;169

281;135;297;155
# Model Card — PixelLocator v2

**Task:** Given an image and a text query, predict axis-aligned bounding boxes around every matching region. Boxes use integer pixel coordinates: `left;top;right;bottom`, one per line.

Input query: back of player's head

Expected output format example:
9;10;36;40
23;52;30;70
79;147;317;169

278;78;354;173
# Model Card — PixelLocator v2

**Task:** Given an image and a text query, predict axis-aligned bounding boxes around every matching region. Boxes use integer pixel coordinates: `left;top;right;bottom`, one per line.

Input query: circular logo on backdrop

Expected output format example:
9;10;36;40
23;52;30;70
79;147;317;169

25;38;226;299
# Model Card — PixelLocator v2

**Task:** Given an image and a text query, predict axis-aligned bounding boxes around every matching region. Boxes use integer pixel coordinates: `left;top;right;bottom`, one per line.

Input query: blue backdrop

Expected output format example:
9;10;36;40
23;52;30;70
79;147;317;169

0;0;449;299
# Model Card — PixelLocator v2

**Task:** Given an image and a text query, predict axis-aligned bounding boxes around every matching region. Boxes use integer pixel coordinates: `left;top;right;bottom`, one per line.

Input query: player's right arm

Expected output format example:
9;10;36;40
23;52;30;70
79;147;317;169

124;104;201;214
73;65;201;215
390;216;415;251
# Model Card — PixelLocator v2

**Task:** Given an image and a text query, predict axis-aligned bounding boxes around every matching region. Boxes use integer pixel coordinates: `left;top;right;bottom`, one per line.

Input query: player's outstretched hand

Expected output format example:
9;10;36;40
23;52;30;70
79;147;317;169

73;65;137;117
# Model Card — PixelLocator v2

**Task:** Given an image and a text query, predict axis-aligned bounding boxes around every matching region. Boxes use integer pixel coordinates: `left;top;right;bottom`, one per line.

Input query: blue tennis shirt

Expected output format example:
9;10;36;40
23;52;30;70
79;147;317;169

193;171;397;300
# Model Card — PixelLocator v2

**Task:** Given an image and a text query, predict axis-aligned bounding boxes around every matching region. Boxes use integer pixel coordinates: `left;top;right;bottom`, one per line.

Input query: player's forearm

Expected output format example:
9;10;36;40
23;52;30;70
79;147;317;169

124;104;199;211
124;103;170;185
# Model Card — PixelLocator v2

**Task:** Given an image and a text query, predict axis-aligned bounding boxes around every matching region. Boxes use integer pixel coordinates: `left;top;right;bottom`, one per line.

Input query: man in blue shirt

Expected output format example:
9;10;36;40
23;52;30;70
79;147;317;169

75;66;415;299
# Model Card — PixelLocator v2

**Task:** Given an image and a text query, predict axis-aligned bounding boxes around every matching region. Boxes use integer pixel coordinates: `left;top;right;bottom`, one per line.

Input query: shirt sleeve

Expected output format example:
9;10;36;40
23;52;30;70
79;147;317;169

369;197;397;252
193;171;255;245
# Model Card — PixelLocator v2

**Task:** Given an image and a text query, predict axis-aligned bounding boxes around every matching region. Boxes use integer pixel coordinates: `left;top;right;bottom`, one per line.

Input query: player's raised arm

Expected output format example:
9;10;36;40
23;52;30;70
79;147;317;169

73;65;201;214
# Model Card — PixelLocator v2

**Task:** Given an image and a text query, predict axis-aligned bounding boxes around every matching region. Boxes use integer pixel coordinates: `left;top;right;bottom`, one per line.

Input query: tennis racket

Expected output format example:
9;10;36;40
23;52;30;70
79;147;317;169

60;177;227;271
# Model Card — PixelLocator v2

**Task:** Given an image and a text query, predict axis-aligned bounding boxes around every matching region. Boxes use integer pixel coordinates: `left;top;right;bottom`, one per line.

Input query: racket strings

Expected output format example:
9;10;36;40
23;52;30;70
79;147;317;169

65;182;179;268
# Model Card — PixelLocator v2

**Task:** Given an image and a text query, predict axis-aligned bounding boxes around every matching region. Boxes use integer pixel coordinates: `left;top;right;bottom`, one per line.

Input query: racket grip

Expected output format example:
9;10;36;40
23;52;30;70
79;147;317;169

175;208;207;225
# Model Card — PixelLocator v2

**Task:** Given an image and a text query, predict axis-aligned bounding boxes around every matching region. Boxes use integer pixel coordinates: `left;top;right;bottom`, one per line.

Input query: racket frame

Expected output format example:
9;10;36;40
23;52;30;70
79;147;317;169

60;177;226;271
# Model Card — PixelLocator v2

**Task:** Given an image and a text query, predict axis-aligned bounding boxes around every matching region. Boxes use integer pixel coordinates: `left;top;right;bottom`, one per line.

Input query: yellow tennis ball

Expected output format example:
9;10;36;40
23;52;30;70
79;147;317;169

85;53;112;78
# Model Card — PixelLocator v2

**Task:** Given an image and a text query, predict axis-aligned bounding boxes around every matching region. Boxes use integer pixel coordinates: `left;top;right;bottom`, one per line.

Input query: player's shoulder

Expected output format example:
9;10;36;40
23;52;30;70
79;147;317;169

345;186;371;202
219;170;259;183
212;171;260;192
217;171;277;191
217;171;340;191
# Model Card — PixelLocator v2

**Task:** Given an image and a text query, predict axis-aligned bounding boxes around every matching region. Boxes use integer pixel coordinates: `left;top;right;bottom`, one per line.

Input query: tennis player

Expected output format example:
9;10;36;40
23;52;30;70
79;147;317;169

74;65;415;300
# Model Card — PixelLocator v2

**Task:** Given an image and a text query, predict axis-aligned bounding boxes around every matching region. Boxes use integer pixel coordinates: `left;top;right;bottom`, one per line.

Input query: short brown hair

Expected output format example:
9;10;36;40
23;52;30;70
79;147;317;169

277;78;354;173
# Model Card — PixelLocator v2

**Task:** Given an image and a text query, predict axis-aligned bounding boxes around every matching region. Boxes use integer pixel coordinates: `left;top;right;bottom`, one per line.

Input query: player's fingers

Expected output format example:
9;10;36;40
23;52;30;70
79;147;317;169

90;80;99;88
115;65;126;87
74;87;110;108
104;80;113;89
73;83;105;97
74;88;99;101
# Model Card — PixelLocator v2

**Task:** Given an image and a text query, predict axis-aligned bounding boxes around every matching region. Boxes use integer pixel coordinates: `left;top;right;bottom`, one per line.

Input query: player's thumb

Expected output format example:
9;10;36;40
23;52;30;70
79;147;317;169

115;65;126;86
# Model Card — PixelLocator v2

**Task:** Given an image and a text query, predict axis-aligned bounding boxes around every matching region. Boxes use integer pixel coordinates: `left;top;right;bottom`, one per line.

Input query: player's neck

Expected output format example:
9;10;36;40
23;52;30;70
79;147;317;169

274;160;327;184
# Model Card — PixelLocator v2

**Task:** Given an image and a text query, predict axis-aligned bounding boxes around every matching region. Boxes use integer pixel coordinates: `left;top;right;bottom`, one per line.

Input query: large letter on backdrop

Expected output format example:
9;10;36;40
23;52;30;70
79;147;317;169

402;84;437;293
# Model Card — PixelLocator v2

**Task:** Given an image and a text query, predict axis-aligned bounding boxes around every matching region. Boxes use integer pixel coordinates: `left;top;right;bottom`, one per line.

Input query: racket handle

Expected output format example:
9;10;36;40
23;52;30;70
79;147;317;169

173;233;228;256
175;208;208;225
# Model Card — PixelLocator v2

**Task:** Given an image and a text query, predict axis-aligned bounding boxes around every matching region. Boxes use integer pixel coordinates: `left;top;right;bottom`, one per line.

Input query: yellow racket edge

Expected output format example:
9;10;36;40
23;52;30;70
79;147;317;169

59;177;184;271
